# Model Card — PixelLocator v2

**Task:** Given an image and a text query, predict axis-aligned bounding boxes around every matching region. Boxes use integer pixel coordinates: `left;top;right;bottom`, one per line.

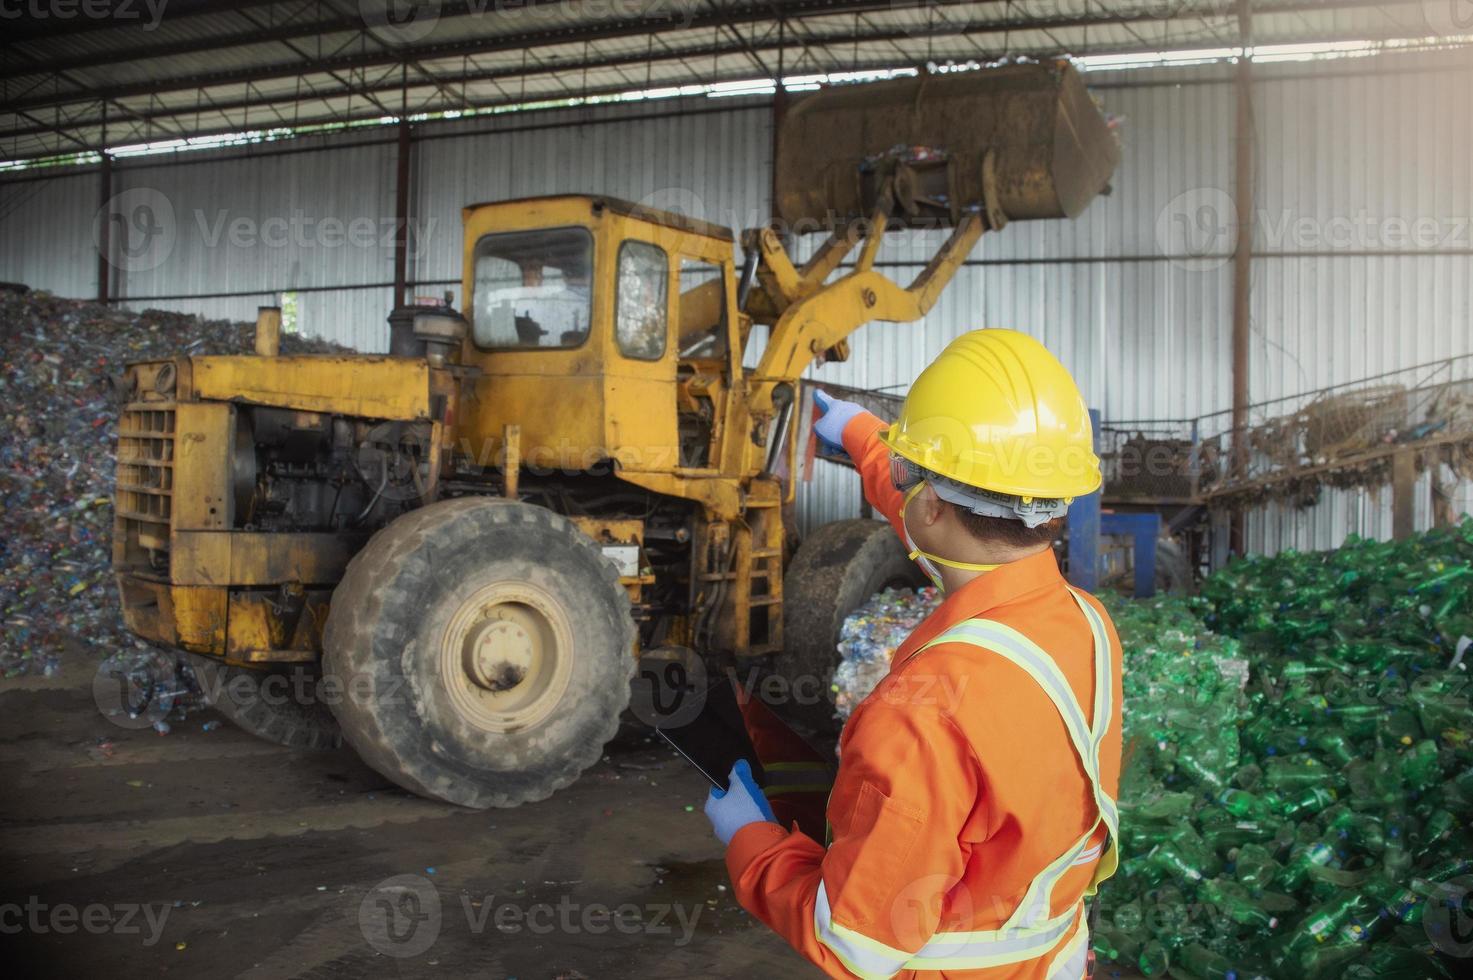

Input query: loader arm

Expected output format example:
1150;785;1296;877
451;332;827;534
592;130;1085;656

747;189;987;393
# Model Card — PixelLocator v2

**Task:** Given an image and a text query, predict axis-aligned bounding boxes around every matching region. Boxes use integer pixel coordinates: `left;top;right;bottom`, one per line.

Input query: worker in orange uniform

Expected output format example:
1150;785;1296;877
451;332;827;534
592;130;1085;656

702;329;1123;979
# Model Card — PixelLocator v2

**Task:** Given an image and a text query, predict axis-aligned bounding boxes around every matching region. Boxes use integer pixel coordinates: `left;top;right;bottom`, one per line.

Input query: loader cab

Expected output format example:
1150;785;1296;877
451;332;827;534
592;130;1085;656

456;195;742;478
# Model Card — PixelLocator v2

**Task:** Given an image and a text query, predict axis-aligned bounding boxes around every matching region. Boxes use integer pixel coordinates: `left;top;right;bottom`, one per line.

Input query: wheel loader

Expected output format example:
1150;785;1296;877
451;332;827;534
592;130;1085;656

110;61;1118;807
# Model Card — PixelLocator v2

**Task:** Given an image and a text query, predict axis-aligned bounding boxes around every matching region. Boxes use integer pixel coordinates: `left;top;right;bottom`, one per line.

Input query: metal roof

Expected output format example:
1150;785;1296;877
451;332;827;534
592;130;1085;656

2;0;1465;163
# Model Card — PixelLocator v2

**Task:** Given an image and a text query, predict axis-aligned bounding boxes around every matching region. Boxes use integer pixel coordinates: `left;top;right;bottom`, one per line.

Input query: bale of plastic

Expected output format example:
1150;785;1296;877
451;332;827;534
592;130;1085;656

831;585;941;718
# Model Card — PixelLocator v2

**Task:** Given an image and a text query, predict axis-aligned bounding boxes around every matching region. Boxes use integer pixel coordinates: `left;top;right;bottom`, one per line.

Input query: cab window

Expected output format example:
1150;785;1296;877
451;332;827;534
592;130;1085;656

471;227;593;349
615;240;669;360
677;258;728;359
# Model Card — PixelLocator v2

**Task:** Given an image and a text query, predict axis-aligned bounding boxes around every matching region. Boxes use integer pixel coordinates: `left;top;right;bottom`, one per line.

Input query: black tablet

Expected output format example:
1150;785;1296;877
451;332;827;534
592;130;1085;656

653;674;766;792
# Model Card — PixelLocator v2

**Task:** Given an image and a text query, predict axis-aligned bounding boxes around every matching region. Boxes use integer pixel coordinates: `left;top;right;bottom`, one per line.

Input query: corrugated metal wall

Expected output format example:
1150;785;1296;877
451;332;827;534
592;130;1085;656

0;169;98;297
106;140;402;350
1241;56;1473;552
1;54;1468;554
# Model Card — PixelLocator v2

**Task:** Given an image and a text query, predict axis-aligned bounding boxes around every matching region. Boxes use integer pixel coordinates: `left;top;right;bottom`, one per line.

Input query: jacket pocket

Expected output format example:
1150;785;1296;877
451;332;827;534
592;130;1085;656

828;780;927;932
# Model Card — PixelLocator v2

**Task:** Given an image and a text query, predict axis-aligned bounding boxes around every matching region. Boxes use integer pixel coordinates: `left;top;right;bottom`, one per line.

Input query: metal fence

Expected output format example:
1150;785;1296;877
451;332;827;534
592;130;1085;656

1195;354;1473;506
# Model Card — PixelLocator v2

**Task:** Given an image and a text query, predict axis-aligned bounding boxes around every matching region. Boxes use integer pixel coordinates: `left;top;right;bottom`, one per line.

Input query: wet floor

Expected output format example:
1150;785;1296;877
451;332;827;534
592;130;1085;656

0;659;815;979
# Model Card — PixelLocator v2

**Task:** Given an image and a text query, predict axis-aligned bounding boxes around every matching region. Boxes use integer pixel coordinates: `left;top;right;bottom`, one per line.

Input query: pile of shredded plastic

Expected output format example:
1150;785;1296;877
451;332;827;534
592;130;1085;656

0;288;346;677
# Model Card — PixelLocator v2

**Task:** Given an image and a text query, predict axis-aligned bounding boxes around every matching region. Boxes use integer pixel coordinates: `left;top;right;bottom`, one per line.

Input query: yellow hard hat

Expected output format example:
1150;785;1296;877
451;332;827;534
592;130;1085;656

880;329;1101;500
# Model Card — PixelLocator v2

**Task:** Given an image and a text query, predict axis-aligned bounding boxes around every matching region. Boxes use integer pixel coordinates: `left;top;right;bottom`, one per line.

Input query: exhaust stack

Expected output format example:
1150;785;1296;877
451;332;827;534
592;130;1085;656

255;306;282;357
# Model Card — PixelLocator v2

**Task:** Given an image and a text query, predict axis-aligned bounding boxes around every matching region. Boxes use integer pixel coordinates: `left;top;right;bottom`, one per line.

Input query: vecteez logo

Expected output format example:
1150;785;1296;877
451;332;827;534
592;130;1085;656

95;186;176;274
359;874;442;958
1156;187;1237;272
1424;0;1473;36
359;0;442;45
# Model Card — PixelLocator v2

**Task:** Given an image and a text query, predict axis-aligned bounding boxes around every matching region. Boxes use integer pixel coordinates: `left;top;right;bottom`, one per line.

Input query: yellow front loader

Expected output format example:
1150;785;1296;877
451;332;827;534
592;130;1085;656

112;61;1117;806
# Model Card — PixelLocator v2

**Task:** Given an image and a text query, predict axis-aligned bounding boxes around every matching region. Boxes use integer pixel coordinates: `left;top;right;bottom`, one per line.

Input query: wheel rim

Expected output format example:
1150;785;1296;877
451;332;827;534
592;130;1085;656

440;581;574;734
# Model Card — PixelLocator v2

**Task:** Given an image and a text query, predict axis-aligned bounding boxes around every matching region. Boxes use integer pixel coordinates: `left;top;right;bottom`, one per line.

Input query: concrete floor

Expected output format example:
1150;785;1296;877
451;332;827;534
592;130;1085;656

0;658;817;979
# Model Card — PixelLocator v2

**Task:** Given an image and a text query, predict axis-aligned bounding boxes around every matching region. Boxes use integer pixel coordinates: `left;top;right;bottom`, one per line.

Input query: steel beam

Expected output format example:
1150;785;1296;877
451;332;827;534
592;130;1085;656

0;0;1407;116
1228;0;1254;557
393;116;411;309
96;150;112;303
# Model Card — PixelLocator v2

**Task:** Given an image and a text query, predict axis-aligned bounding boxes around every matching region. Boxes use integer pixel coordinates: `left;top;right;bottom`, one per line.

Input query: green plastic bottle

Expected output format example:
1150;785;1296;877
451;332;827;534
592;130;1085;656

1412;808;1459;861
1232;843;1281;891
1325;806;1385;853
1262;756;1337;792
1309;731;1356;766
1274;840;1336;891
1271;890;1369;976
1400;739;1443;792
1382;816;1414;879
1277;784;1337;818
1175;743;1230;791
1380;707;1423;747
1216;787;1272;819
1410;856;1473;892
1149;832;1220;883
1176;942;1242;980
1137;939;1170;977
1342;945;1451;979
1095;524;1473;977
1130;791;1198;822
1200;877;1280;930
1091;930;1120;963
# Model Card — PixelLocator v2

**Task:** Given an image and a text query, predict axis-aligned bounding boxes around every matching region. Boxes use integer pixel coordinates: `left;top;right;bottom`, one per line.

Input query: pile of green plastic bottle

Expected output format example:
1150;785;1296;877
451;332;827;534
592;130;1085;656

1096;518;1473;979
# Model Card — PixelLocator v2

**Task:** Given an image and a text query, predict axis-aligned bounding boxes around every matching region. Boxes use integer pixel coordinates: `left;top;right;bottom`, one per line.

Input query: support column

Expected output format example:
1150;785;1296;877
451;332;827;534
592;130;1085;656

1228;0;1255;556
1067;409;1103;591
393;117;412;308
1392;449;1417;540
769;15;787;224
96;152;113;303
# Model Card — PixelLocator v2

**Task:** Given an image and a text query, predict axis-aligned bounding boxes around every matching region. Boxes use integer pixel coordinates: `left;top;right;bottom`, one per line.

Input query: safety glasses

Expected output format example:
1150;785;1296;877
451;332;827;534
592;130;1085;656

889;453;924;493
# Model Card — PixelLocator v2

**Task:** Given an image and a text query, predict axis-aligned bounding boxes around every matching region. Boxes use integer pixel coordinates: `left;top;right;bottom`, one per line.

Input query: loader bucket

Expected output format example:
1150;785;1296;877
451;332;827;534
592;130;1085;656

774;60;1118;229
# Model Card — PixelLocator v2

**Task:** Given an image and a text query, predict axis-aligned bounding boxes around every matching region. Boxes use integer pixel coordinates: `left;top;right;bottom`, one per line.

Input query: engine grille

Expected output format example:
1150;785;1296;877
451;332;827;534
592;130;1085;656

115;404;176;576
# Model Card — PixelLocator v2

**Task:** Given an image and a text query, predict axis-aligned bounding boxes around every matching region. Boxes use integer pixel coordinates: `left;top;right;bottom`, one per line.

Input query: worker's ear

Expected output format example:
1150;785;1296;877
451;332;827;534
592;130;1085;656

919;484;948;526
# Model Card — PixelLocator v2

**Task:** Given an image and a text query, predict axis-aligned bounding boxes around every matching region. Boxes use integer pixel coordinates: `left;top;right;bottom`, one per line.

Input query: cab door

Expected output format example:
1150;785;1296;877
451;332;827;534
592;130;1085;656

603;228;679;475
672;250;738;472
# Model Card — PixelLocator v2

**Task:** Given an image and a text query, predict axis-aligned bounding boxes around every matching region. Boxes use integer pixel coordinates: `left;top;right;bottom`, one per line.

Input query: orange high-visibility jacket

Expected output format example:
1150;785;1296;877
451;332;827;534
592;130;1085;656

726;412;1124;980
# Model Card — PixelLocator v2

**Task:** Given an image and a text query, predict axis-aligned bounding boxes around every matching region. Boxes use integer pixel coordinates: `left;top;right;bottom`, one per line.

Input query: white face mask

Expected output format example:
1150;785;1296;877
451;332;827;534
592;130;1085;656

900;481;1000;593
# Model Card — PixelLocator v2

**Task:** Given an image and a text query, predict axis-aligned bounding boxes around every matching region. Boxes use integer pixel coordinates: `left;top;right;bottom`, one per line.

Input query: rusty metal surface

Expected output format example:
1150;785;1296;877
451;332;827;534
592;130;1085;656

774;61;1118;229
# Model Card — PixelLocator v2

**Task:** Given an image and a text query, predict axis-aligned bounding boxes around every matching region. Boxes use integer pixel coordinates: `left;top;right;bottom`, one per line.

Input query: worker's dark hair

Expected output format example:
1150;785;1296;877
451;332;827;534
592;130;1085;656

950;503;1063;548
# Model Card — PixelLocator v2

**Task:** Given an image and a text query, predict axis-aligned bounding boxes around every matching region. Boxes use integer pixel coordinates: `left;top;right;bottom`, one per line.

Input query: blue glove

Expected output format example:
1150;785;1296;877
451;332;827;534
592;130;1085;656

703;759;776;846
813;389;865;454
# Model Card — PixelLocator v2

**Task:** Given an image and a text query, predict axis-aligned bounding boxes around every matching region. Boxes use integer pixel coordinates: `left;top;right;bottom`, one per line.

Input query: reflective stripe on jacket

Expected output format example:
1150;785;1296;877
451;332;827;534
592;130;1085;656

725;411;1124;980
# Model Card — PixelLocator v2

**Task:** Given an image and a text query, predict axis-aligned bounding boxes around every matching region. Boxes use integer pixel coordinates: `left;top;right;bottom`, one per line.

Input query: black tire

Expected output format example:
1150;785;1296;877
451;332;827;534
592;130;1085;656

780;519;925;718
322;498;636;809
185;654;343;751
